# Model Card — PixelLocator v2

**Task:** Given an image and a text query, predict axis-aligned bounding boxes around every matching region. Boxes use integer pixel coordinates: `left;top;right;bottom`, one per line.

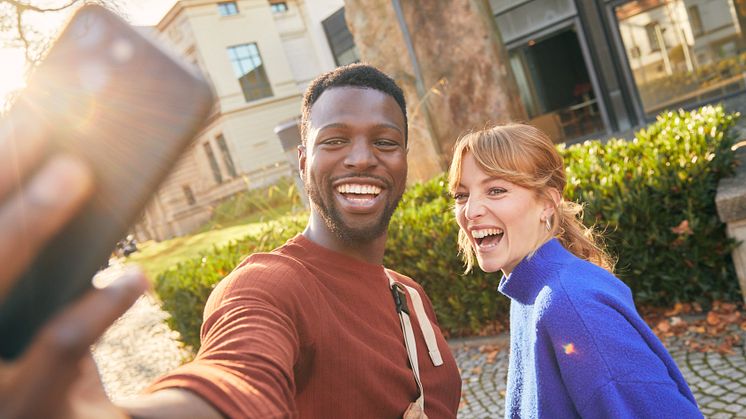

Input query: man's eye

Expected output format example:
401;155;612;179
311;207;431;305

322;138;346;146
375;139;400;148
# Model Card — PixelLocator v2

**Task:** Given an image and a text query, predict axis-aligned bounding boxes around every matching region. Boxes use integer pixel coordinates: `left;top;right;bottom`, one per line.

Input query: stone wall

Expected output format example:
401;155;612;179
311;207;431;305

717;92;746;302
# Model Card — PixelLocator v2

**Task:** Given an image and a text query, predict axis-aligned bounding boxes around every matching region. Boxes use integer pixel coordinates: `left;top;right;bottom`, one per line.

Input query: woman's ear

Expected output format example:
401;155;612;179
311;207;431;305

543;187;562;219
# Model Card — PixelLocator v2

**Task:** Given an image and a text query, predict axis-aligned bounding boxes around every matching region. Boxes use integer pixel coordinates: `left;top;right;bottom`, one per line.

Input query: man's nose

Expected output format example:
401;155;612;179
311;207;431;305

344;139;376;170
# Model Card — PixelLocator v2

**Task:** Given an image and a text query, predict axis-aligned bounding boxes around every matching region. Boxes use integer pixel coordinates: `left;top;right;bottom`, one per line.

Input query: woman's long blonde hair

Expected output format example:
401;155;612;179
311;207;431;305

448;123;614;273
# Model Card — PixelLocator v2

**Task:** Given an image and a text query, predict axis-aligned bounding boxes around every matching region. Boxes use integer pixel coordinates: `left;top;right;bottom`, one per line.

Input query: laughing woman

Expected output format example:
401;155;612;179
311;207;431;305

448;124;701;418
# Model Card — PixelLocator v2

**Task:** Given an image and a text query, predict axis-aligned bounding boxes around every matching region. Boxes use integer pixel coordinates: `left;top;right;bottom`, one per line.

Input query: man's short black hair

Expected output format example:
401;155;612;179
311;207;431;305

300;63;408;146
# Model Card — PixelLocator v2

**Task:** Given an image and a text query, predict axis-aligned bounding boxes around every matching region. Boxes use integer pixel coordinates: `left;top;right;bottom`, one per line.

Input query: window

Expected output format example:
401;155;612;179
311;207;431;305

216;134;237;178
182;185;196;205
217;2;239;16
227;43;273;102
270;2;288;13
616;0;746;116
687;6;703;36
204;142;223;183
629;46;640;59
322;7;359;66
645;22;661;52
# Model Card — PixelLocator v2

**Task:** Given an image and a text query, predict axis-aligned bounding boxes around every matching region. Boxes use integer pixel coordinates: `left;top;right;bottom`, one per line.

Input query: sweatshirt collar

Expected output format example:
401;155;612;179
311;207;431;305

498;238;568;304
287;233;386;278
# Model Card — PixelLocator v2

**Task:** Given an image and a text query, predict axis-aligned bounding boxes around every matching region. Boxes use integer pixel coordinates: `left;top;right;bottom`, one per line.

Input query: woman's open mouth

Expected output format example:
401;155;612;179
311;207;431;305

471;228;504;249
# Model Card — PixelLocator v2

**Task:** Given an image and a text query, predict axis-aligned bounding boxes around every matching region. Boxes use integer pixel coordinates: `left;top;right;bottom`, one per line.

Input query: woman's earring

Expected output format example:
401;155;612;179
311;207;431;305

544;217;552;232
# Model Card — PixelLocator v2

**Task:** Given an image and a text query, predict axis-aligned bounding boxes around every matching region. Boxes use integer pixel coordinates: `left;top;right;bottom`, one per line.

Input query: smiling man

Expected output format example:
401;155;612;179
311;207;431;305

123;64;462;418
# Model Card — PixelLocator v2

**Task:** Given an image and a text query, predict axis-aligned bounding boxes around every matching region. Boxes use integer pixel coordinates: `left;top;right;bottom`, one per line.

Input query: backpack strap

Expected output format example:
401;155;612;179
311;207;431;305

385;269;445;412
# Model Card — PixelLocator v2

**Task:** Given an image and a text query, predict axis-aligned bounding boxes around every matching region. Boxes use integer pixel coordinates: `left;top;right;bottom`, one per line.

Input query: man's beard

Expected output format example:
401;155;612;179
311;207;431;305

304;173;402;244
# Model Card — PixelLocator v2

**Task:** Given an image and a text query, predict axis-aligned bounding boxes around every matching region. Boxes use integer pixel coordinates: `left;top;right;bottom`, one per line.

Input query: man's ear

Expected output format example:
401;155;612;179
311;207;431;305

298;144;307;178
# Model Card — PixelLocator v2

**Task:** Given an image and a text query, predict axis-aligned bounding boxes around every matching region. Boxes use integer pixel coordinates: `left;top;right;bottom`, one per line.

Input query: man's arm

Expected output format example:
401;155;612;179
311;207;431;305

0;114;148;419
118;389;222;419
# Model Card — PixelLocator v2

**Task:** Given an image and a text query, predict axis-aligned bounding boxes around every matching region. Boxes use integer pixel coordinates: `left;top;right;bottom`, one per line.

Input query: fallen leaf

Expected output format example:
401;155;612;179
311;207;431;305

721;303;738;314
657;320;671;333
722;312;741;324
665;303;684;316
671;220;693;235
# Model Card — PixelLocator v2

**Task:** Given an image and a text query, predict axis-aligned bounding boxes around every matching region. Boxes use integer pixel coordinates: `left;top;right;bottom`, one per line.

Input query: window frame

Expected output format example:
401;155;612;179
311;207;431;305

216;134;238;178
270;2;289;13
217;1;239;16
227;43;273;102
203;142;223;184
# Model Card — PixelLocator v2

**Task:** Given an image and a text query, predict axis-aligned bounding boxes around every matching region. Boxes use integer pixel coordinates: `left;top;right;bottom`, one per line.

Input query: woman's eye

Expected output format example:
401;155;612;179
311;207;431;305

488;187;506;196
452;193;467;202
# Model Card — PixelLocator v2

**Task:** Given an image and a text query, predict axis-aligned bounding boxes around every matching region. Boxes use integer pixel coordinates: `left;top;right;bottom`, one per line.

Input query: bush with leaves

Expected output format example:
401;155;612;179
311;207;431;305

155;105;739;350
561;105;739;304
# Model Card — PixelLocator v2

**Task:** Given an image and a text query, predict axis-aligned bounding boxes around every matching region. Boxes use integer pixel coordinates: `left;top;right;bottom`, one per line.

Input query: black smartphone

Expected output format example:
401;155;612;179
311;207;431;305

0;5;214;359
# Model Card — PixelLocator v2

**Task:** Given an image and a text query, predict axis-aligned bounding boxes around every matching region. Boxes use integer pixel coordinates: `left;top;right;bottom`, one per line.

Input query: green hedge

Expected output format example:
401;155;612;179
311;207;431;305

155;105;739;350
561;105;739;304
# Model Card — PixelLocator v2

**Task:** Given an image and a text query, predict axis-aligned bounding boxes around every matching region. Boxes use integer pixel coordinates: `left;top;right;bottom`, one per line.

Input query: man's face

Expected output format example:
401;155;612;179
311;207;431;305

300;87;408;244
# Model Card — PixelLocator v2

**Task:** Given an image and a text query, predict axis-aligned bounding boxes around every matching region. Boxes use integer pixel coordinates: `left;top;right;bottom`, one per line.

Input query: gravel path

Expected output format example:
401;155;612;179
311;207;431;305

91;263;192;402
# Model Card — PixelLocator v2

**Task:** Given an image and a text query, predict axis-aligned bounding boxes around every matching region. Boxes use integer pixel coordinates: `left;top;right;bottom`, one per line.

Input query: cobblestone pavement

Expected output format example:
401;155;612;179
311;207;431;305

452;334;746;418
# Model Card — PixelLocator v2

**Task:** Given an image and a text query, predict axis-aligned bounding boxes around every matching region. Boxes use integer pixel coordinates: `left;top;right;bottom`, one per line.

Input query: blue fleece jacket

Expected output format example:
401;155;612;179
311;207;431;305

498;239;701;419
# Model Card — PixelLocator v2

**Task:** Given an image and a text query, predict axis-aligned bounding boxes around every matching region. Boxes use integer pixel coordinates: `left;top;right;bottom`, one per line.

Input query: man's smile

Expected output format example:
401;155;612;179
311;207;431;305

334;181;385;212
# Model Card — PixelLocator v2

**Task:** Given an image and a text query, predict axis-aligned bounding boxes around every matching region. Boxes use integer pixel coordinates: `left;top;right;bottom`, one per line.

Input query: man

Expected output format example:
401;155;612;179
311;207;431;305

0;64;462;418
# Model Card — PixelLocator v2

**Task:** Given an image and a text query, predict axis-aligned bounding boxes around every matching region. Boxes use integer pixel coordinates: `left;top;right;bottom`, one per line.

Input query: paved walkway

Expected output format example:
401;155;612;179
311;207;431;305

93;265;746;417
453;335;746;418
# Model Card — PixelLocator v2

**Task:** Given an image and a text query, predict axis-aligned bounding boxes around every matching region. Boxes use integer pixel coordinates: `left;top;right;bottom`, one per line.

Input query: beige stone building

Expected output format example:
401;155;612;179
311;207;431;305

134;0;355;241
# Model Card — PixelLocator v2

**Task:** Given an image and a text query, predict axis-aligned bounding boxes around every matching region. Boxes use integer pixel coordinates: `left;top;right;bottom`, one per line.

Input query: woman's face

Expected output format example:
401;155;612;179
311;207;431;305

453;152;550;275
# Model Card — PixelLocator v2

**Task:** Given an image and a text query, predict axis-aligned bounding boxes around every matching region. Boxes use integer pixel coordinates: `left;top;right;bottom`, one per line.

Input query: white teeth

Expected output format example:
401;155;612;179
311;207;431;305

471;228;504;239
336;183;382;195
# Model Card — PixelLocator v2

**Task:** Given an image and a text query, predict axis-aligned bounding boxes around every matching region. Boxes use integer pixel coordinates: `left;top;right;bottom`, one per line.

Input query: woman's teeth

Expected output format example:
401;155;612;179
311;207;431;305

471;228;504;247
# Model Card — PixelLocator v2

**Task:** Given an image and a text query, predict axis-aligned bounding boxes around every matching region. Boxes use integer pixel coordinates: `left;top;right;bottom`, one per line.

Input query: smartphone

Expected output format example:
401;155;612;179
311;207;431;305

0;5;213;359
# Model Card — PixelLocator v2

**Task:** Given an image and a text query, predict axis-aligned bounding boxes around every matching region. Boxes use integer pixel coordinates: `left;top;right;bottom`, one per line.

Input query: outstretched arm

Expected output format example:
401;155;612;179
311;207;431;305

0;113;148;419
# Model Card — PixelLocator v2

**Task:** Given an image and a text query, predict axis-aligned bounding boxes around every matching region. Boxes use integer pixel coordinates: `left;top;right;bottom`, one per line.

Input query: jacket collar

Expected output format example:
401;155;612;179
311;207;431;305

498;238;569;304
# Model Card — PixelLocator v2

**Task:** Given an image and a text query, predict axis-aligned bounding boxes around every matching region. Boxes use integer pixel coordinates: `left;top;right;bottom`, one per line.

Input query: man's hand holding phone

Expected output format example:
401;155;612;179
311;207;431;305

0;114;148;418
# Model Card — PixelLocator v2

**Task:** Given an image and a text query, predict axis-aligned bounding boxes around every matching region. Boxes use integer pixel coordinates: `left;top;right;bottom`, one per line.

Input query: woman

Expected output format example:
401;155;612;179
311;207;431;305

448;124;701;418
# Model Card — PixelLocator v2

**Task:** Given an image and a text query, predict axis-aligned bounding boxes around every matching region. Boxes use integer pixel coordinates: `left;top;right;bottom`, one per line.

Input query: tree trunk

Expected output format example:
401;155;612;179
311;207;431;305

344;0;526;181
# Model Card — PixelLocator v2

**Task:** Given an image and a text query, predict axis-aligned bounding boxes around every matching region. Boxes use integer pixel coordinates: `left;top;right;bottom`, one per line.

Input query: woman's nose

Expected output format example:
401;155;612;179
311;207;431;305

464;197;485;220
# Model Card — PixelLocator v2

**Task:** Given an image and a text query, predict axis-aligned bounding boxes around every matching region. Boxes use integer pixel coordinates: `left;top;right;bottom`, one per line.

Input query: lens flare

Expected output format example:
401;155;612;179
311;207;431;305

563;343;576;355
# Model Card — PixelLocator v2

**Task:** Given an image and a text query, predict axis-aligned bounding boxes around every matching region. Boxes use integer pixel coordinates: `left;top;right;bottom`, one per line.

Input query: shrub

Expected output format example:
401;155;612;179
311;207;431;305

200;177;302;231
155;214;307;349
155;105;739;349
561;105;739;305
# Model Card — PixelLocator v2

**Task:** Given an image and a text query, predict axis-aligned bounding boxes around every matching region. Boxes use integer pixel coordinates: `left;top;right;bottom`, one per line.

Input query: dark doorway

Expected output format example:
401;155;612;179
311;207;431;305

511;27;604;142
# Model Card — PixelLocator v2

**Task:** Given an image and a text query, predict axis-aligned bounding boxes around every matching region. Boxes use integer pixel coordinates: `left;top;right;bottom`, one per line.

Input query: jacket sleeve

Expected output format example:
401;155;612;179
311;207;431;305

545;264;701;418
146;257;314;419
578;379;702;419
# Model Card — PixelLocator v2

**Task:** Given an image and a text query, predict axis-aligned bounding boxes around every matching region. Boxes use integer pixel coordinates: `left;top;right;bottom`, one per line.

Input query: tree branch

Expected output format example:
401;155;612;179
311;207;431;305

3;0;81;13
13;7;32;63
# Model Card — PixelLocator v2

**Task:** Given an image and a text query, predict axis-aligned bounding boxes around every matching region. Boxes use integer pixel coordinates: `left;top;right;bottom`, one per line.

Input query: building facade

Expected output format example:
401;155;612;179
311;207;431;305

135;0;745;241
134;0;352;241
490;0;746;143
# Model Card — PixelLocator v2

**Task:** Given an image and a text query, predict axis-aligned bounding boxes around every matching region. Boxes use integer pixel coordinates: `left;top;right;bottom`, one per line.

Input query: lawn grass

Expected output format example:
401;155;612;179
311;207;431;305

125;223;263;278
195;202;298;233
